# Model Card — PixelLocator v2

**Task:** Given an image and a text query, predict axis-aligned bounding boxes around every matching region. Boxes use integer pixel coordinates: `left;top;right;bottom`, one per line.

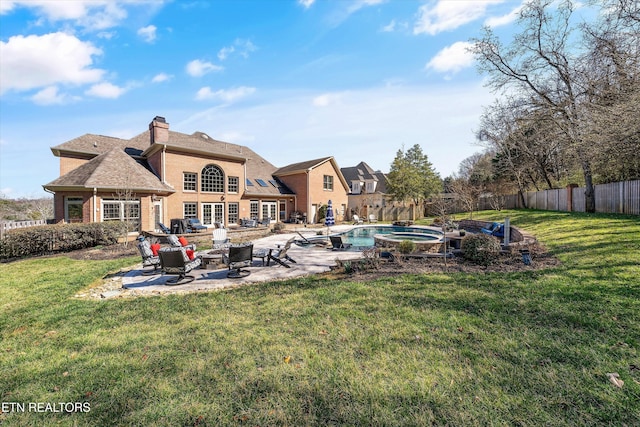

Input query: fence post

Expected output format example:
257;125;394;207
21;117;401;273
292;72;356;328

566;184;578;212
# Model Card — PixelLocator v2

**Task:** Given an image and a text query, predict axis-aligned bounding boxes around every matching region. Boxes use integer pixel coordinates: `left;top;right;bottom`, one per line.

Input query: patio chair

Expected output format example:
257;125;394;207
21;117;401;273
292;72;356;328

157;223;171;234
222;244;254;278
330;236;353;251
481;222;505;238
368;214;378;223
158;247;202;285
212;227;231;251
267;237;297;268
167;234;196;251
136;237;161;275
187;218;207;233
352;215;364;225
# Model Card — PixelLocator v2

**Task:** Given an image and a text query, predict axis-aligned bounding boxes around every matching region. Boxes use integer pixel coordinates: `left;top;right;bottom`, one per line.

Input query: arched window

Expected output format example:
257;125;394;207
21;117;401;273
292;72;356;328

201;164;224;192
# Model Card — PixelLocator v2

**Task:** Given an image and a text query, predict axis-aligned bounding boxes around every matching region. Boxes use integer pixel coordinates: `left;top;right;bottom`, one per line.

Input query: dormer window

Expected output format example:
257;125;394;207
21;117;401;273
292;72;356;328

201;164;224;193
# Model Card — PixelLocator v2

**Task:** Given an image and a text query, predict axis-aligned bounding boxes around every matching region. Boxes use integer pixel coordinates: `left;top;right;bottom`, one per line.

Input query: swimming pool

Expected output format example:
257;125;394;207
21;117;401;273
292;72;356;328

304;225;443;249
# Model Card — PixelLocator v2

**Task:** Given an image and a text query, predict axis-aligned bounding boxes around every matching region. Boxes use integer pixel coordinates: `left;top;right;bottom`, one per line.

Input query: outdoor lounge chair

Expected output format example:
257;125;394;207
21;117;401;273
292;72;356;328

352;215;364;225
222;244;254;278
158;247;201;285
136;237;161;275
330;236;353;251
187;218;207;233
368;214;378;223
157;223;171;234
267;237;297;268
481;222;505;238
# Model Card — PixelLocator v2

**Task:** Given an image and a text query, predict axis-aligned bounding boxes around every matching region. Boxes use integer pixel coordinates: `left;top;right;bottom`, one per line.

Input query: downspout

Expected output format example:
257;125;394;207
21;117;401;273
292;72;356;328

93;188;97;222
162;145;167;184
307;168;311;223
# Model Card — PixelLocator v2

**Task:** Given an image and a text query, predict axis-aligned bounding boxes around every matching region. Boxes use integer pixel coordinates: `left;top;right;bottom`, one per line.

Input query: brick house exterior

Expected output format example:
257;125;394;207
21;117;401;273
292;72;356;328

44;117;349;232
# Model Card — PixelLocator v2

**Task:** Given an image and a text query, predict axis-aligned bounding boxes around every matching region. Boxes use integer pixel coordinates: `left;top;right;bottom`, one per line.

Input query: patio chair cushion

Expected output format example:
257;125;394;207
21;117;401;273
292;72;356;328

178;236;189;247
150;243;161;256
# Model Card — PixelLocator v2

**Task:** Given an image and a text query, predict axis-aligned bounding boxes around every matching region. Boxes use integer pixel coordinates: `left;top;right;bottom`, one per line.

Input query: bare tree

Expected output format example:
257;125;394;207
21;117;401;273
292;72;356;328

471;0;598;211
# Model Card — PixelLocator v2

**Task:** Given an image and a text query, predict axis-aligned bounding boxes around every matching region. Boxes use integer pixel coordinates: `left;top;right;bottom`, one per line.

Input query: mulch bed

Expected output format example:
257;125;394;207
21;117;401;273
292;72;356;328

334;241;560;280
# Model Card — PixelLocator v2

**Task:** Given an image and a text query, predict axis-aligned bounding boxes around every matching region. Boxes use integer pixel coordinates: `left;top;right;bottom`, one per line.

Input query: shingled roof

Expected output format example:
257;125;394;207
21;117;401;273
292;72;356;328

49;121;309;196
44;148;174;194
340;161;388;194
51;134;148;158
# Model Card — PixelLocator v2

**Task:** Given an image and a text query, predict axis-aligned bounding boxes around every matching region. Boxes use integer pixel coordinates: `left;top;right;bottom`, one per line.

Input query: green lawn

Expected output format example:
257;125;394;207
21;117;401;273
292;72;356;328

1;210;639;426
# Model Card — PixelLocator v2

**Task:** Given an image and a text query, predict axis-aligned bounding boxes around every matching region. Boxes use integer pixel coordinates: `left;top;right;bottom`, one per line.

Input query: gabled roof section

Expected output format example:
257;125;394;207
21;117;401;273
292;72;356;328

51;134;148;158
273;157;334;175
341;161;389;194
44;148;174;194
275;156;349;192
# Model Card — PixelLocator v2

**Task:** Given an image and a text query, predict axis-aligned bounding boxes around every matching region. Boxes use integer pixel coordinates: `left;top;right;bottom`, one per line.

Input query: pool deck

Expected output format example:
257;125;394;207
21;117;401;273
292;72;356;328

120;225;363;296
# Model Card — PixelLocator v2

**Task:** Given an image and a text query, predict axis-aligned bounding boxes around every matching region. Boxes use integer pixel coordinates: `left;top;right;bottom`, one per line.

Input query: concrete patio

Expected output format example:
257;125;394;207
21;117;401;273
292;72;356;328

121;226;363;296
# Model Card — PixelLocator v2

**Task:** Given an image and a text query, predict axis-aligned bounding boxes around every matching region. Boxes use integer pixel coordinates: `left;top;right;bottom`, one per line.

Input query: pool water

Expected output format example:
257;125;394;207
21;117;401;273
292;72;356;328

333;225;442;248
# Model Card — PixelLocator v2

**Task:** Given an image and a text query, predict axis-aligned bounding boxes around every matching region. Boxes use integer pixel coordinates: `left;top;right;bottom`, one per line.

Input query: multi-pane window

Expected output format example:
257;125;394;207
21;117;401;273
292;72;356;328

323;175;334;191
183;203;197;219
228;203;239;225
102;199;140;231
228;176;239;193
201;165;224;192
250;201;259;219
183;172;197;191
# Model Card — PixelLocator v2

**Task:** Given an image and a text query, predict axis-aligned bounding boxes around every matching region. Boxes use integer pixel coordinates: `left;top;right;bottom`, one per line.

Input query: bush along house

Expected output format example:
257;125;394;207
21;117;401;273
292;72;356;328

44;116;350;232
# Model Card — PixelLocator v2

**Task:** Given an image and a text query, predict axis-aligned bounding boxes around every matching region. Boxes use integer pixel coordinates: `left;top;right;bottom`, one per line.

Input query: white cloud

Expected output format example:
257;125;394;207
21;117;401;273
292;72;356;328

31;86;68;105
485;4;523;27
186;59;224;77
313;93;343;107
298;0;315;9
137;25;157;43
195;86;256;102
218;46;234;61
426;41;475;74
218;39;257;61
414;0;504;35
0;32;104;94
2;0;129;30
151;73;172;83
85;82;126;99
382;19;396;32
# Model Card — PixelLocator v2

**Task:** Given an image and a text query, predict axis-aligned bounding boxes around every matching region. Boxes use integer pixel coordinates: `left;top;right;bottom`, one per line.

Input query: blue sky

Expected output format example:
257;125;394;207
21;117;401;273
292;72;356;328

1;0;537;198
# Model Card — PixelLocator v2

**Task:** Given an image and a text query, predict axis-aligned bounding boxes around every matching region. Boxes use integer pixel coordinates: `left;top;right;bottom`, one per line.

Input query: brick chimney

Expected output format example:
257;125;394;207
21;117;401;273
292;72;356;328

149;116;169;145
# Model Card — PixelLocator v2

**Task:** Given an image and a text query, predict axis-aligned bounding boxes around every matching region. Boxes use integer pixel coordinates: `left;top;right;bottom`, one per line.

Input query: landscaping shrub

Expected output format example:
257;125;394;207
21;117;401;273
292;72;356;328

398;239;416;254
461;233;501;265
0;222;124;260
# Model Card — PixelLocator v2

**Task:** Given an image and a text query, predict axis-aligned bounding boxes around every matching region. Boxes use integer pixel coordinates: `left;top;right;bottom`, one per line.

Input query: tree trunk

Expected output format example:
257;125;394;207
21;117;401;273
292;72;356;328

582;159;596;213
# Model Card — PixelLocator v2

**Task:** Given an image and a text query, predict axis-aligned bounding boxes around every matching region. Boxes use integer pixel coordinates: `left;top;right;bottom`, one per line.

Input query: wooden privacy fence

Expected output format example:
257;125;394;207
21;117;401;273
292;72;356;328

478;180;640;215
0;220;47;239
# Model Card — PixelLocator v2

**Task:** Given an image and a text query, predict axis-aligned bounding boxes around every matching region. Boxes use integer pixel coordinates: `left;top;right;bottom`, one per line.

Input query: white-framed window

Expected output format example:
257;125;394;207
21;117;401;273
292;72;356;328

323;175;334;191
101;199;140;231
228;176;239;193
228;203;239;224
250;200;259;219
351;181;362;194
183;202;197;219
183;172;197;191
366;181;377;193
201;165;224;193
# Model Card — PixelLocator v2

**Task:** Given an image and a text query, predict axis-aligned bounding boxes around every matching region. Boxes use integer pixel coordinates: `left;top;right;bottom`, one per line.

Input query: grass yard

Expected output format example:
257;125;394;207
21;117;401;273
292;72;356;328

1;210;639;426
